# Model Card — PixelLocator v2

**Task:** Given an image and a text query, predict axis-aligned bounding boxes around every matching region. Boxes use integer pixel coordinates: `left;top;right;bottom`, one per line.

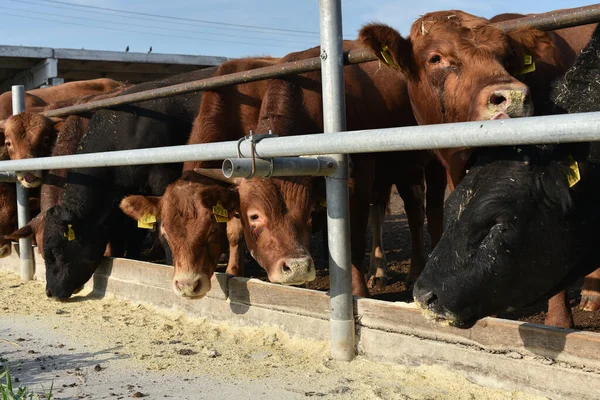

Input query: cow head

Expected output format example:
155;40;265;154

413;145;596;326
3;113;62;188
359;11;554;124
120;175;238;298
236;176;316;285
42;204;109;299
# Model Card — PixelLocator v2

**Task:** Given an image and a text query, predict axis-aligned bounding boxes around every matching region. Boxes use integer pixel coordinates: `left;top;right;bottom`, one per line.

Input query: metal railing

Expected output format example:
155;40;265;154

39;5;600;120
3;2;600;360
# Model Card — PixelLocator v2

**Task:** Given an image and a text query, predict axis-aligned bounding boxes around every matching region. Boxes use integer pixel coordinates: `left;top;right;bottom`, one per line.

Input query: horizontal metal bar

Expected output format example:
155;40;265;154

0;171;17;182
223;156;337;179
1;112;600;172
37;4;600;119
493;4;600;31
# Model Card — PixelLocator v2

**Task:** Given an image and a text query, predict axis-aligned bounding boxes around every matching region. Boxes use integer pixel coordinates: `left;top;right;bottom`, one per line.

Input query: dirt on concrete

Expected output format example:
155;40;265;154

0;271;546;400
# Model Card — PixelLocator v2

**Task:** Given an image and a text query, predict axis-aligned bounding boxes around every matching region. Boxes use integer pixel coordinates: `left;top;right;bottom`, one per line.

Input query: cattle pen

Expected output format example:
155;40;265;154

2;1;600;398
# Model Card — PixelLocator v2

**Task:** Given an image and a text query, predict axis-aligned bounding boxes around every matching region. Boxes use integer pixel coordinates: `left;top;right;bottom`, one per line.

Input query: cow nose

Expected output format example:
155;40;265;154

175;277;202;297
0;244;11;258
487;87;531;118
173;273;210;298
413;281;438;307
278;257;316;284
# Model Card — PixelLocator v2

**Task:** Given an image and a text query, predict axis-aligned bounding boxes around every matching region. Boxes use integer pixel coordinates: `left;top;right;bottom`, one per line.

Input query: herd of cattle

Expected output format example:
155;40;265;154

0;10;599;330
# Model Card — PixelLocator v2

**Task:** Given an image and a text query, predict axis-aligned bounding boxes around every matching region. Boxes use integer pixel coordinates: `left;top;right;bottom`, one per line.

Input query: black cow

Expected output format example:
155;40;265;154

42;67;218;299
412;25;600;327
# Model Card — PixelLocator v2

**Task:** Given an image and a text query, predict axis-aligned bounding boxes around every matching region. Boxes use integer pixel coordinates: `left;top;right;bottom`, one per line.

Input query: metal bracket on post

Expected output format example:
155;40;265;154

319;0;355;361
235;130;277;179
230;130;337;179
223;156;337;179
12;85;34;281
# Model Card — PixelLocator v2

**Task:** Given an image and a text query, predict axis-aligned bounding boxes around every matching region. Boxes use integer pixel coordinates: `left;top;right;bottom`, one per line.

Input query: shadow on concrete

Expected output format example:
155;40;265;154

517;322;573;360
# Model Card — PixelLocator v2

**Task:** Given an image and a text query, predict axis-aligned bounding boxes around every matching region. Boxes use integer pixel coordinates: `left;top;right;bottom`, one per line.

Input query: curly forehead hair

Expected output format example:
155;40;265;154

410;10;509;57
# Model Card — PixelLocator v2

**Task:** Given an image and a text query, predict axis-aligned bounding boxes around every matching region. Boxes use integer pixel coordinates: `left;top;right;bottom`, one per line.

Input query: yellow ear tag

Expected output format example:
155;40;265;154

319;199;327;208
212;201;229;223
566;155;581;188
64;224;75;241
516;54;536;75
380;44;401;70
137;212;156;230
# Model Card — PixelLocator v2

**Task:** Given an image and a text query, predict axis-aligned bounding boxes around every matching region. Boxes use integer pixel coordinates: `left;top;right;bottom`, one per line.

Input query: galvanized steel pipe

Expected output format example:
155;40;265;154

12;85;34;282
493;4;600;32
222;156;337;179
38;4;600;120
2;113;600;172
0;171;17;182
319;0;355;361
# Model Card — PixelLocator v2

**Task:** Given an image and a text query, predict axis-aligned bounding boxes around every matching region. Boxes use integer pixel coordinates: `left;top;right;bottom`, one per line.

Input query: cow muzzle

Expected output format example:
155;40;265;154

271;256;316;285
17;171;42;188
413;281;474;327
0;243;11;258
478;85;532;120
172;272;211;299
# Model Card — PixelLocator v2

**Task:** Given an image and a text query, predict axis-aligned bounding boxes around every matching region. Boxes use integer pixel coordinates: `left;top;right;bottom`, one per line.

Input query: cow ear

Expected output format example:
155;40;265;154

5;224;34;241
6;213;45;241
359;23;415;76
507;28;556;69
200;187;240;220
120;195;161;221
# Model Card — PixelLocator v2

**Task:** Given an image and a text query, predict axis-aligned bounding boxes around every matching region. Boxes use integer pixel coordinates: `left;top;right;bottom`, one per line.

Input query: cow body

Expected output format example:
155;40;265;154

42;67;218;299
413;25;600;327
0;78;124;121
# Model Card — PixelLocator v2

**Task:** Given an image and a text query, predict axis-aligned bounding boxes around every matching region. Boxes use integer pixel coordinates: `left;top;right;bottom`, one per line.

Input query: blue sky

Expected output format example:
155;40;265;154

0;0;594;58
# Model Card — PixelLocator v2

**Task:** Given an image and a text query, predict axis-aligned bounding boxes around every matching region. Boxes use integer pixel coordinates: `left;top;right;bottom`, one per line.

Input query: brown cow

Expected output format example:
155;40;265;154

120;57;280;298
0;78;124;120
0;78;125;258
359;11;597;326
2;84;131;188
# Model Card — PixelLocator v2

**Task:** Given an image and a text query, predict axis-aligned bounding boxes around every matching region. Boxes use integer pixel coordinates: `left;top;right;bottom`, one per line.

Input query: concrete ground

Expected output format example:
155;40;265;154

0;271;546;400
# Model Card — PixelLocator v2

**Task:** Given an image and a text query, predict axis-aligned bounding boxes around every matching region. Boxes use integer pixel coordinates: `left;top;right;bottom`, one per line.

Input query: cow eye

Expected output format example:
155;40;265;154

429;54;442;64
4;140;11;148
250;214;259;221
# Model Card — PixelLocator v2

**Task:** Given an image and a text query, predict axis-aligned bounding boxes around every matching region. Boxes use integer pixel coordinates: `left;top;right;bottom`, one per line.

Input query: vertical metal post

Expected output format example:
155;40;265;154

319;0;355;361
12;85;34;281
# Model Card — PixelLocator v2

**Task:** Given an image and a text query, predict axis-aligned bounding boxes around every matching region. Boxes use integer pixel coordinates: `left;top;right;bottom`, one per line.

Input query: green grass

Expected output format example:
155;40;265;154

0;370;53;400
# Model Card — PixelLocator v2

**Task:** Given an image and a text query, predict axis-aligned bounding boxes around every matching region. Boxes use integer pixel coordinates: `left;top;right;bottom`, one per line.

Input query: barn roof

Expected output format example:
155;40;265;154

0;44;228;91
